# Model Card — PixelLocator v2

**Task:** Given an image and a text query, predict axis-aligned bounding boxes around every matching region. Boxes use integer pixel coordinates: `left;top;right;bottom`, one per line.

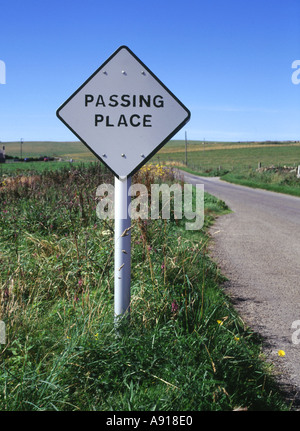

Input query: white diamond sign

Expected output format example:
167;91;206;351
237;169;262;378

56;46;190;178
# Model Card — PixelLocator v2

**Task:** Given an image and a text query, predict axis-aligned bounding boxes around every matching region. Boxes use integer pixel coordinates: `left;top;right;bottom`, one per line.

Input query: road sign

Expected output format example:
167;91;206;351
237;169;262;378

56;45;190;178
57;46;191;323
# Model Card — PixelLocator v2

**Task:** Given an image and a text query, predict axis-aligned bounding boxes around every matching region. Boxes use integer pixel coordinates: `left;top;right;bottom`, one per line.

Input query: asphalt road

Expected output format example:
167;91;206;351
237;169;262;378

181;171;300;406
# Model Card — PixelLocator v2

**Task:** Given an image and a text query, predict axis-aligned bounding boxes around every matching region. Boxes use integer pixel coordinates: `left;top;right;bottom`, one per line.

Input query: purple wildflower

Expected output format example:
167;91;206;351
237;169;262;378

171;301;179;313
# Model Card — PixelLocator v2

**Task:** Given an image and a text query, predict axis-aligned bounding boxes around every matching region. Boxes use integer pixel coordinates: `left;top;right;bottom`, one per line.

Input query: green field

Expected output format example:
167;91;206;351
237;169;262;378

154;140;300;173
1;139;300;196
1;141;97;176
154;140;300;197
2;139;300;174
4;140;300;169
2;141;96;161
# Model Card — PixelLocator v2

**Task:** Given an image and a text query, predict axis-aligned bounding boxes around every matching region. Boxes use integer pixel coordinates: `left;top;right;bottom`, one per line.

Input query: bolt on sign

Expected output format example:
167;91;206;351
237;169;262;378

56;46;190;178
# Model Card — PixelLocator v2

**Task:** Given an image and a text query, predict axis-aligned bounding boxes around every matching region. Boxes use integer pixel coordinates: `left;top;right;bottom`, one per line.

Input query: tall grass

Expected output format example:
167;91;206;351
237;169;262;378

222;167;300;197
0;163;288;410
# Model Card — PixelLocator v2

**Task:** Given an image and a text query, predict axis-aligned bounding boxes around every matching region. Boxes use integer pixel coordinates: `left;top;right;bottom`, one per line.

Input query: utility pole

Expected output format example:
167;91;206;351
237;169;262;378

20;138;23;160
185;131;188;165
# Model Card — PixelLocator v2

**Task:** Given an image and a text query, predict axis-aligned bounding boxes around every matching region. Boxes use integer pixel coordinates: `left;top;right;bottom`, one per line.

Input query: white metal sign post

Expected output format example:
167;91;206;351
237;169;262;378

56;46;190;323
114;176;131;320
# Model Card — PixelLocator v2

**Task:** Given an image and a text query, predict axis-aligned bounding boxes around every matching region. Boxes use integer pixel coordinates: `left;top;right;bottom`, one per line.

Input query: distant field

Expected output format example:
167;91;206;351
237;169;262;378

1;139;300;177
2;141;97;162
153;140;300;173
1;141;97;175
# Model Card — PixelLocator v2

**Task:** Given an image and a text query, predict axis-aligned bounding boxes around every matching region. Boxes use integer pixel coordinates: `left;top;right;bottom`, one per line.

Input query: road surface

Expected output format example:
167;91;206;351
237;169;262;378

182;171;300;406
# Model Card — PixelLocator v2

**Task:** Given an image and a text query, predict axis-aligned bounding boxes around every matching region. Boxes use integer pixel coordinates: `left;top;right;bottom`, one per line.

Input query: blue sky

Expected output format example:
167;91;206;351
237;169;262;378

0;0;299;142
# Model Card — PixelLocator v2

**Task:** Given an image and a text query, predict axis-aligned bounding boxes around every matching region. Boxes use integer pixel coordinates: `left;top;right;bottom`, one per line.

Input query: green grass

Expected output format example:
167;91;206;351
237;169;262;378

0;163;289;411
222;169;300;197
2;141;96;161
0;140;98;177
154;141;300;173
153;140;300;197
0;160;93;176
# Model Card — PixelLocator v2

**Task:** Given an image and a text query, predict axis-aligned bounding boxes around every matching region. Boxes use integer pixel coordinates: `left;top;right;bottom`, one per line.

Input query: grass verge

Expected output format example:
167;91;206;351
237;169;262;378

0;163;288;410
221;170;300;197
177;165;300;198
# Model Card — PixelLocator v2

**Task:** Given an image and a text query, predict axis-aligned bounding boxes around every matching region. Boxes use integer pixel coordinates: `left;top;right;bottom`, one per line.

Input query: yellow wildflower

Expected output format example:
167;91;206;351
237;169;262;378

278;350;285;357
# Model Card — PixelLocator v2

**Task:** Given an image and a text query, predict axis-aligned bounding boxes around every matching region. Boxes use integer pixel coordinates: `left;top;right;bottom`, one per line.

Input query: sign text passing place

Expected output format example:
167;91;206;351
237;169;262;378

56;46;190;178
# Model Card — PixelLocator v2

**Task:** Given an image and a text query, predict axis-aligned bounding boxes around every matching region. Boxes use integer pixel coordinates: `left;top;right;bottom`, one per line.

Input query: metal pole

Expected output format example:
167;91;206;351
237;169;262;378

114;175;131;324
